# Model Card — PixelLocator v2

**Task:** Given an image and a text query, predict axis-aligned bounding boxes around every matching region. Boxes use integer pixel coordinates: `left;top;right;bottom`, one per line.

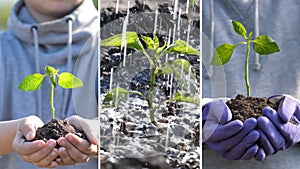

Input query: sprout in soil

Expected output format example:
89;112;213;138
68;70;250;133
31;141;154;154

18;66;83;119
101;32;200;125
211;20;280;96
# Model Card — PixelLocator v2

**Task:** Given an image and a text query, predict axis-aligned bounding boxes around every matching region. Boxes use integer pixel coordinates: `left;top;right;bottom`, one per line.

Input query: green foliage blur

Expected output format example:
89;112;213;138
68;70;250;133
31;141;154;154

0;0;98;31
0;3;13;31
93;0;98;9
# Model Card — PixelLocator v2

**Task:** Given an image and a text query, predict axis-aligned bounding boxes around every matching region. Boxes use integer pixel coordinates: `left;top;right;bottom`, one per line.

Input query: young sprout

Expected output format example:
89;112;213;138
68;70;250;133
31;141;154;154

211;20;280;96
18;66;83;119
101;32;200;125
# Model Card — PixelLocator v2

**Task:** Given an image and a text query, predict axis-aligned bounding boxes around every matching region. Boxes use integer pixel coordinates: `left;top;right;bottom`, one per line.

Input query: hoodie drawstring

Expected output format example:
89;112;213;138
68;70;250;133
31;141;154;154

254;0;261;70
205;0;214;79
67;18;73;72
31;26;42;117
61;18;74;116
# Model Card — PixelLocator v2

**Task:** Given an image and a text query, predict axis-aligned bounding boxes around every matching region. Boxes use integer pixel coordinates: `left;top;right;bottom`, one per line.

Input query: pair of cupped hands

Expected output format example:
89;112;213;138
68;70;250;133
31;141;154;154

203;95;300;161
12;115;98;168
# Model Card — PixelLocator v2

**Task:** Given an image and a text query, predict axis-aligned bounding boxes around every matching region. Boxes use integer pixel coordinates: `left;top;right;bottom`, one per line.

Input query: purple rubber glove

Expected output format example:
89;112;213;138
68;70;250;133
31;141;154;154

203;99;264;160
258;95;300;154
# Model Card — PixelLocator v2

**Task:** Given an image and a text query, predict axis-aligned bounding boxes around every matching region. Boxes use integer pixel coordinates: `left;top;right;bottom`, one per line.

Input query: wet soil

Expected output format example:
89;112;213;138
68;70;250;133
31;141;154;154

33;119;87;147
226;94;280;121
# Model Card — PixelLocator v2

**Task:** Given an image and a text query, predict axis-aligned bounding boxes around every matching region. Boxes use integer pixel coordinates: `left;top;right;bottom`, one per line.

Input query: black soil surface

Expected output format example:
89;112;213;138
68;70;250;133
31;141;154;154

226;94;280;121
33;118;87;147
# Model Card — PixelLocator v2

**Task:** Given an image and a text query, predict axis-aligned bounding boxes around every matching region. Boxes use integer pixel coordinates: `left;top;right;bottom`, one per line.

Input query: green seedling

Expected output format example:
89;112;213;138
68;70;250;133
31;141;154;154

211;20;280;96
18;66;83;119
101;32;200;125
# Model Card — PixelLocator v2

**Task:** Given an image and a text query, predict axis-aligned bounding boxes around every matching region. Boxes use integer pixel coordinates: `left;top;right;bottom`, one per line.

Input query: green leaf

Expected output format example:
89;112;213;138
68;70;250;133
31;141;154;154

172;59;193;74
141;35;156;50
190;0;197;6
159;59;197;93
45;66;58;76
153;34;160;49
141;34;159;50
142;35;154;48
103;92;113;103
211;43;236;66
248;31;253;39
165;40;200;56
159;59;193;75
129;90;146;99
57;72;83;89
50;75;57;87
18;74;45;91
172;92;200;105
157;66;173;74
101;32;144;51
253;35;280;55
102;87;129;107
231;20;247;38
156;42;167;55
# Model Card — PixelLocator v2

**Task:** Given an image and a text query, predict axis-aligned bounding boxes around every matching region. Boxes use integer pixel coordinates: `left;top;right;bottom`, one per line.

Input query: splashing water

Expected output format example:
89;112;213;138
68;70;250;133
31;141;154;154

121;1;130;67
186;0;190;13
115;0;120;14
177;8;182;39
109;68;114;92
186;23;191;48
153;9;159;35
173;0;179;20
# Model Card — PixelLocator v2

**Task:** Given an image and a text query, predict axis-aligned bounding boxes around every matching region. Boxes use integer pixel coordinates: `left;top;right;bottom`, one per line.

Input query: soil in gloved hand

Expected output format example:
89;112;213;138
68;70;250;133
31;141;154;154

226;94;279;122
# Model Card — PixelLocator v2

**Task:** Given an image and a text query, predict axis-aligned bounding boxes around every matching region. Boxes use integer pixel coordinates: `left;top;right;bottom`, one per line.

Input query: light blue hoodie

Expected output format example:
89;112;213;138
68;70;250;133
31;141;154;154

0;0;99;168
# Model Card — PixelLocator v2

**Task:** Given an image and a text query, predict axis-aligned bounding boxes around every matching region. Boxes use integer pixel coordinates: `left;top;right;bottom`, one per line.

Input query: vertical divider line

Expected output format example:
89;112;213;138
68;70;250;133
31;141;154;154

254;0;261;70
199;1;203;169
98;1;101;169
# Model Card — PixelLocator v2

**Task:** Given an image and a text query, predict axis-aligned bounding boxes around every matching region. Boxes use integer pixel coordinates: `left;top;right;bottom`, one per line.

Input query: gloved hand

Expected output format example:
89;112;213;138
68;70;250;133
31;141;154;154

258;95;300;154
203;99;264;160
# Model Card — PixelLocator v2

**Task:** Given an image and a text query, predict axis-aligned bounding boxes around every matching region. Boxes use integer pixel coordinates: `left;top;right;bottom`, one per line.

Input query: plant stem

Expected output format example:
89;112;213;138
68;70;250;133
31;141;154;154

245;40;251;96
50;83;55;119
148;66;157;125
142;50;154;66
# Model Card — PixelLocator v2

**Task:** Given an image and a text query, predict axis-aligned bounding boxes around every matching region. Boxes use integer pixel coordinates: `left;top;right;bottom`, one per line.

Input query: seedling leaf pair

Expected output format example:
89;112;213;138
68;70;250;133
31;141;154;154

18;66;83;91
211;20;280;96
18;66;83;119
211;21;280;66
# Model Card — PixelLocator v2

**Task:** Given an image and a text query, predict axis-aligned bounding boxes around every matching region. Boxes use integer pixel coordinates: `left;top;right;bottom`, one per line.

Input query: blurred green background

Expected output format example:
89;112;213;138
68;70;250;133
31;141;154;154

0;0;98;31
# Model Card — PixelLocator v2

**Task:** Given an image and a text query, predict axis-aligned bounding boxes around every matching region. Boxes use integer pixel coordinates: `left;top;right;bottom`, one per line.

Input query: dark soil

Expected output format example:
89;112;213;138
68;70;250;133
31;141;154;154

33;118;87;147
226;94;280;121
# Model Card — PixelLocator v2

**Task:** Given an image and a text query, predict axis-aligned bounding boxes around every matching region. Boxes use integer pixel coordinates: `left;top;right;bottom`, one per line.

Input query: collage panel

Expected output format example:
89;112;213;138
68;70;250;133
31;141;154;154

2;0;300;169
0;0;99;169
99;0;201;168
202;0;300;169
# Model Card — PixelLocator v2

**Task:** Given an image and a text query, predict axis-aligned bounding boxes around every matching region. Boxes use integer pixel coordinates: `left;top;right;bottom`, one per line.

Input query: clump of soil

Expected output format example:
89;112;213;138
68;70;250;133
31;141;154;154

33;119;87;147
226;94;279;121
